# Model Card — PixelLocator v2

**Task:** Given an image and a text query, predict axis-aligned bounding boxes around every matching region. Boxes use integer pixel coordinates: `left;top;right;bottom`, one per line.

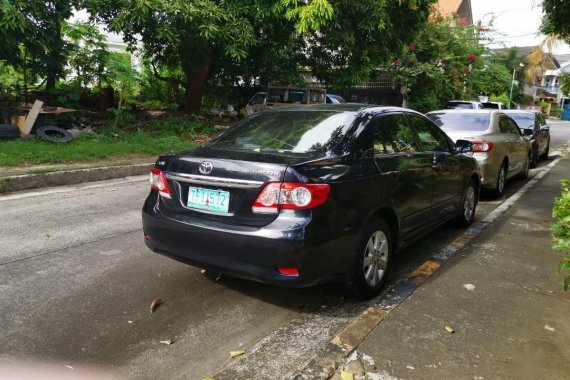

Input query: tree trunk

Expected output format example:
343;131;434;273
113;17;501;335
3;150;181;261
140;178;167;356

182;53;213;113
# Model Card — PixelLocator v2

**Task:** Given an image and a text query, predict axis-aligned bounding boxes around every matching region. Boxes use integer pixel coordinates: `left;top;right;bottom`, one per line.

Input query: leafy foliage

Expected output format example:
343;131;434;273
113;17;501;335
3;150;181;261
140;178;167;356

541;0;570;42
0;0;79;90
63;22;109;90
560;72;570;97
306;0;435;88
552;179;570;291
390;15;484;112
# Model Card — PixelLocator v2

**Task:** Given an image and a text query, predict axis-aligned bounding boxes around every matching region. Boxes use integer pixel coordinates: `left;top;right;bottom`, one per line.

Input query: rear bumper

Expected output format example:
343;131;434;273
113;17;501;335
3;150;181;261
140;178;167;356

473;154;500;188
142;196;354;287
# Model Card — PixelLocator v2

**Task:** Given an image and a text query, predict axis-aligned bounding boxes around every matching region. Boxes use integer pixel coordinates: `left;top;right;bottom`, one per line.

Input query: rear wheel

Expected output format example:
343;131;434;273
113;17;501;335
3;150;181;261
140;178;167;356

540;140;550;160
352;219;392;300
530;144;538;168
454;180;477;227
520;153;530;179
489;163;507;198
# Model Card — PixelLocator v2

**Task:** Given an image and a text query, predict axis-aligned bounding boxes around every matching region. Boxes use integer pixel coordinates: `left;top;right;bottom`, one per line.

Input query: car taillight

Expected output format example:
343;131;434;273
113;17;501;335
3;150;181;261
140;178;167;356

150;168;171;198
252;182;330;214
471;141;494;152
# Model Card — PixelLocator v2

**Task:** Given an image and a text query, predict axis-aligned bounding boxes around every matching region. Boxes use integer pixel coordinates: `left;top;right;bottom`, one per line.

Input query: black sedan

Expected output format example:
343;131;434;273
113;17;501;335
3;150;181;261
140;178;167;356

503;110;550;167
142;104;480;299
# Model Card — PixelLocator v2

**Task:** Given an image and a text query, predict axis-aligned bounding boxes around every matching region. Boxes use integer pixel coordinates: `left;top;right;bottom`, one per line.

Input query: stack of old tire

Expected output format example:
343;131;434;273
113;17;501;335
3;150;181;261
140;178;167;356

0;124;20;139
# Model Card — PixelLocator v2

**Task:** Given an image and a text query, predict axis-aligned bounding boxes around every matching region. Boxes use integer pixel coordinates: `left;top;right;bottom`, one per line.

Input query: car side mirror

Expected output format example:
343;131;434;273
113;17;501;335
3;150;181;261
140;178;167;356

540;125;550;131
455;139;473;153
523;128;534;136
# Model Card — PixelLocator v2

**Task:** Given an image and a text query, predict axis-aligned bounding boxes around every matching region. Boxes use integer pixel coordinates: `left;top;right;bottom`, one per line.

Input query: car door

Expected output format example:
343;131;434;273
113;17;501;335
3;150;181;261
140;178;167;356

536;113;549;154
506;116;528;174
405;113;464;222
370;113;433;240
499;115;525;177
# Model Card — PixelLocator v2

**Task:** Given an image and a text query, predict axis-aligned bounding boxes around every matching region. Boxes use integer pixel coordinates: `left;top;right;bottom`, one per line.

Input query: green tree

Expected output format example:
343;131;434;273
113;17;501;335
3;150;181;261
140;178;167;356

469;59;511;98
541;0;570;42
305;0;436;88
390;15;484;112
560;72;570;97
0;0;79;92
85;0;435;112
63;22;110;91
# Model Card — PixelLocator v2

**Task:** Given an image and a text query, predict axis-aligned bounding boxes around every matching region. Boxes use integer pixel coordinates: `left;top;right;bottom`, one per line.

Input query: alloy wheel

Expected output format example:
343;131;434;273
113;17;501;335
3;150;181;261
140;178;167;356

463;185;476;221
362;231;389;287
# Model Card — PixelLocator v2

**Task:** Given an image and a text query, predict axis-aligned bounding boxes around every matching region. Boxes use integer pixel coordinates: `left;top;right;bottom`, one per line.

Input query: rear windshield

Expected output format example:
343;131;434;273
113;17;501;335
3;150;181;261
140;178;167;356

507;113;534;129
447;102;474;109
427;113;491;132
208;110;356;157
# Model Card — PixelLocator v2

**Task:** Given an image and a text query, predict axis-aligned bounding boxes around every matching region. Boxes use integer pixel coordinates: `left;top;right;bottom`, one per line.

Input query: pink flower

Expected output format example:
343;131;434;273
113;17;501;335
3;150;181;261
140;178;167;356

460;17;468;26
468;54;476;62
464;67;471;76
392;59;401;66
408;43;417;51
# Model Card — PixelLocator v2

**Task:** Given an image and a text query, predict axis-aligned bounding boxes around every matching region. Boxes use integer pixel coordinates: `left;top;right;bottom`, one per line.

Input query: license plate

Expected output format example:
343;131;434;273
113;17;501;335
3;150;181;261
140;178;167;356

187;187;230;213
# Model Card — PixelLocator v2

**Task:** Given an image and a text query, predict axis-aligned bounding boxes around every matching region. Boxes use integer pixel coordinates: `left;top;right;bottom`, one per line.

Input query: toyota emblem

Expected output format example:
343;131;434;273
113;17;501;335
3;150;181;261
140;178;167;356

199;161;214;175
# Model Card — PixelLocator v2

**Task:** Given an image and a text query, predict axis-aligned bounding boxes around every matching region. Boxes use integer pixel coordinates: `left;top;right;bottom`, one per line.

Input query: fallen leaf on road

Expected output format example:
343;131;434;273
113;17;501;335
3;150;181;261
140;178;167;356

65;365;74;370
544;325;556;332
340;371;354;380
150;299;163;313
160;339;173;345
111;188;116;192
444;325;455;333
45;234;51;238
201;269;207;274
230;350;245;358
202;377;215;380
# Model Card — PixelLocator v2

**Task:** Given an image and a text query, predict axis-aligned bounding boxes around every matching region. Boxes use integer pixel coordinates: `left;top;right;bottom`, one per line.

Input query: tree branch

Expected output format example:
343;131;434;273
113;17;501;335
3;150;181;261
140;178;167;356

151;62;187;87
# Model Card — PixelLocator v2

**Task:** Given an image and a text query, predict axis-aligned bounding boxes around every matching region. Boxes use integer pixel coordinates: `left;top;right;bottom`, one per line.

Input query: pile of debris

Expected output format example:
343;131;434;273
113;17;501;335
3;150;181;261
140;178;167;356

0;100;96;143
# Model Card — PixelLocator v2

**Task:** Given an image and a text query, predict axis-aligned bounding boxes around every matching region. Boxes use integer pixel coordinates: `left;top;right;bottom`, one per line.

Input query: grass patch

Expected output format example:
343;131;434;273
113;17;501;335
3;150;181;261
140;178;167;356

0;119;208;167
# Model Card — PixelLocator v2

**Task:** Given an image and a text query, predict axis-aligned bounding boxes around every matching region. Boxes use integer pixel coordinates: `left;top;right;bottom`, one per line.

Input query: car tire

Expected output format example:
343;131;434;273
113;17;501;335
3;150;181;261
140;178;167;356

489;163;507;198
453;179;477;227
0;124;20;139
530;144;538;168
519;153;530;179
352;219;392;300
540;140;550;160
36;125;75;143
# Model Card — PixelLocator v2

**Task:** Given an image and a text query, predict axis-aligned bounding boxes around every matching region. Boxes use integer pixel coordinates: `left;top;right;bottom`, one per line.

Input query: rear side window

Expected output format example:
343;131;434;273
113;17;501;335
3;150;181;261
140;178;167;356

500;116;520;134
372;114;420;154
428;112;490;132
407;114;452;152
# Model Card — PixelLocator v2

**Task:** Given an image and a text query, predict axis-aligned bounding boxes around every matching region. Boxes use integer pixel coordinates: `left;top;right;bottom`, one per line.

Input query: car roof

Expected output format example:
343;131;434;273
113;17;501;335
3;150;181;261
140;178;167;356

501;110;536;115
426;109;500;115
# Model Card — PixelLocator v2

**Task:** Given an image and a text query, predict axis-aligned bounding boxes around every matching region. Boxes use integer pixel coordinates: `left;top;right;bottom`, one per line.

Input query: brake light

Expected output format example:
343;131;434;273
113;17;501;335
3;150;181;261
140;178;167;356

150;168;171;198
471;141;494;152
277;267;299;276
252;182;330;214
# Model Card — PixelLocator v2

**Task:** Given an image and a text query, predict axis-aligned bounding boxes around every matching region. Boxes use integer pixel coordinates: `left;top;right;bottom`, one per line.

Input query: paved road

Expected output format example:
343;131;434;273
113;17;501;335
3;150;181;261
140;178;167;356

1;122;569;379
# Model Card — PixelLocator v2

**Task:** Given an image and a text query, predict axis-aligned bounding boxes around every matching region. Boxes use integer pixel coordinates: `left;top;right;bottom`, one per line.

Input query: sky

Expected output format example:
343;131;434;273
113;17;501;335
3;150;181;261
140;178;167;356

471;0;570;54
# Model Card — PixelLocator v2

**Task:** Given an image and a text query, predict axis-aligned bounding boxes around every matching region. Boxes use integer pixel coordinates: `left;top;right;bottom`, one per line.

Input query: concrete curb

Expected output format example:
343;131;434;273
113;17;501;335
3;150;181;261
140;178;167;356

0;163;153;193
293;151;568;379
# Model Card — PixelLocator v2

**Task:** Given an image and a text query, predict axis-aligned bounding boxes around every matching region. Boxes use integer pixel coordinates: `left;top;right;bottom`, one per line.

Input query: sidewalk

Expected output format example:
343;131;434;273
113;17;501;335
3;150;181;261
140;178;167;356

333;159;570;379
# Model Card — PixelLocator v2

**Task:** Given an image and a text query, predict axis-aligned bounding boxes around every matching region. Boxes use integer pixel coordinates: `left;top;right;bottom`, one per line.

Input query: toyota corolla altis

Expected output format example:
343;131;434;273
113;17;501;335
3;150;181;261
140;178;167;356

142;104;480;299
